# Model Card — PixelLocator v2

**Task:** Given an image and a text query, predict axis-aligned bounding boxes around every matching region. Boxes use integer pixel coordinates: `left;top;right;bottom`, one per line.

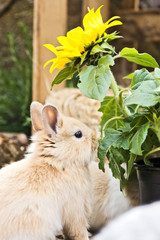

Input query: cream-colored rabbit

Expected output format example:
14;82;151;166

46;88;140;233
0;102;97;240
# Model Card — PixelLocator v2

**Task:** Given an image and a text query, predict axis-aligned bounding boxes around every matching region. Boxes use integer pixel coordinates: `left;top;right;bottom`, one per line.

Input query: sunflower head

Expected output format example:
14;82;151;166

43;5;122;74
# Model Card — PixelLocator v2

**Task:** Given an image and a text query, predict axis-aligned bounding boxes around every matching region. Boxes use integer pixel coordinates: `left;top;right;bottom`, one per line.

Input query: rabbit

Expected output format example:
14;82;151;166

93;201;160;240
46;88;140;233
89;161;139;233
0;101;97;240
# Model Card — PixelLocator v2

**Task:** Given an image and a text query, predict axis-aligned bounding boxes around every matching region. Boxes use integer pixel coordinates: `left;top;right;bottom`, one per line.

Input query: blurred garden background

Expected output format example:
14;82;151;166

0;0;160;164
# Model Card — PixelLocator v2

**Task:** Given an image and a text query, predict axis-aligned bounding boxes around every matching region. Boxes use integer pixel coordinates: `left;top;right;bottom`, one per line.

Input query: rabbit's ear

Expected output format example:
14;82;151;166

42;105;62;134
30;101;43;131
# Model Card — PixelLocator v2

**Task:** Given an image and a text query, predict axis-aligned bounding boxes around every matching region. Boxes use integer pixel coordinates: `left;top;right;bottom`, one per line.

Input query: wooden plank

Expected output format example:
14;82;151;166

122;0;135;9
33;0;67;104
122;0;139;11
82;0;109;22
116;9;160;42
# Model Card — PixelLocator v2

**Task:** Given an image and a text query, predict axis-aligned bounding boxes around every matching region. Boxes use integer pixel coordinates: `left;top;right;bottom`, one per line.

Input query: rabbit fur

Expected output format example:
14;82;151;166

0;102;97;240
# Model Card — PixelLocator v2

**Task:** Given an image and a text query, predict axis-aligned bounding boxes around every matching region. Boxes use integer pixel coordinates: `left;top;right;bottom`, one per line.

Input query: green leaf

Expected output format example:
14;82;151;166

90;44;106;55
129;114;149;128
98;55;115;67
152;113;160;142
108;147;127;187
119;48;159;68
127;154;136;179
103;31;122;42
127;93;160;107
126;80;160;107
99;96;124;129
51;67;76;89
98;128;121;171
108;148;125;178
142;129;159;153
131;69;155;88
98;127;131;174
78;65;112;101
130;121;150;155
101;42;116;53
112;132;131;150
124;72;134;79
80;51;88;65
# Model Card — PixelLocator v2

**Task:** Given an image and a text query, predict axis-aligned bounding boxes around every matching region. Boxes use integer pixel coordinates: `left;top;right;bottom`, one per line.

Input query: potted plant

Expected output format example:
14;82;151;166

43;6;160;204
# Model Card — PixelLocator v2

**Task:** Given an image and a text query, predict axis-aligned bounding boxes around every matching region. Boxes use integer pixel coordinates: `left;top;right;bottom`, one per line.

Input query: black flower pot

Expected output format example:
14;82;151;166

134;158;160;205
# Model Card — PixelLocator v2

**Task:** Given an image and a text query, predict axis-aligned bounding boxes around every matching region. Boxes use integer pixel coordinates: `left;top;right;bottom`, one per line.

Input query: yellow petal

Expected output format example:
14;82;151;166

49;59;58;73
105;20;122;30
90;28;99;41
83;8;98;31
43;59;55;69
98;25;106;37
49;57;71;73
54;58;71;70
56;46;65;50
66;27;85;52
57;35;83;54
82;30;94;45
43;44;58;55
57;36;72;49
94;6;103;26
83;6;104;31
106;16;121;25
58;48;82;58
67;27;84;40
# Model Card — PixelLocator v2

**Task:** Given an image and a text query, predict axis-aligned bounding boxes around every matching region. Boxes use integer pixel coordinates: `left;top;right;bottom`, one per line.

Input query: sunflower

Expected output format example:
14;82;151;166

43;6;122;73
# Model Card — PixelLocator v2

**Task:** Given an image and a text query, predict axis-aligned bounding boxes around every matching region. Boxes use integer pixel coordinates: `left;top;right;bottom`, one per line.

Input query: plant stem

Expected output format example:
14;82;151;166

102;116;124;137
110;73;131;117
135;105;140;113
110;71;119;97
114;54;121;60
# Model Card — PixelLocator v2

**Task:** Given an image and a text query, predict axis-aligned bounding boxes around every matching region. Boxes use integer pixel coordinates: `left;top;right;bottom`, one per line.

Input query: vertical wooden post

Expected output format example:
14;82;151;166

33;0;67;104
134;0;140;12
82;0;110;21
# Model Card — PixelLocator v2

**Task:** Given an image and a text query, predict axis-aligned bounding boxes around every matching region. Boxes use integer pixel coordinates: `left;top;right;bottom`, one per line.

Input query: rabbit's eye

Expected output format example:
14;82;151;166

74;131;83;138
